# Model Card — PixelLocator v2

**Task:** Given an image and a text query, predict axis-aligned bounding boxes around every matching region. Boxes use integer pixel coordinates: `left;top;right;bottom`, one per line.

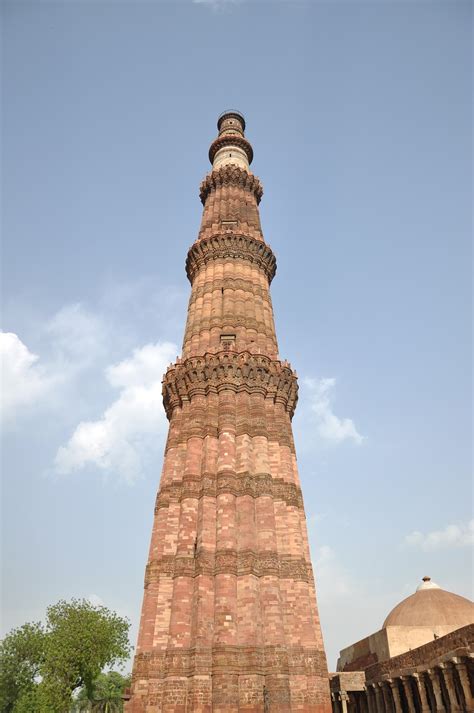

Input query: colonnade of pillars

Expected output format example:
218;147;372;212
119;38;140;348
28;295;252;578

332;657;473;713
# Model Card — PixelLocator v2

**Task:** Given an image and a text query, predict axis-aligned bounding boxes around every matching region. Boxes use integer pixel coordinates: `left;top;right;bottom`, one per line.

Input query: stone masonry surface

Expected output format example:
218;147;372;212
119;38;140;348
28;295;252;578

126;113;332;712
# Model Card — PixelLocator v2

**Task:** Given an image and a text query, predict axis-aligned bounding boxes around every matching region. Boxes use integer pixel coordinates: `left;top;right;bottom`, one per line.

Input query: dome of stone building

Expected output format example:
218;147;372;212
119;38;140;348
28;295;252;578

383;577;474;628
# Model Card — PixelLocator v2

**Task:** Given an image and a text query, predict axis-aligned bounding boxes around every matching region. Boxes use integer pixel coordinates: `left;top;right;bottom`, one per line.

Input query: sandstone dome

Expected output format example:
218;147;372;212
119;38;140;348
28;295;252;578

383;577;474;629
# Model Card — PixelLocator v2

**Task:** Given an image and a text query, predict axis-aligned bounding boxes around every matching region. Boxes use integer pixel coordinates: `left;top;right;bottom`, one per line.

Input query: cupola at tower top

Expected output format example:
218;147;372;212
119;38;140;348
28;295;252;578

209;109;253;170
217;109;246;133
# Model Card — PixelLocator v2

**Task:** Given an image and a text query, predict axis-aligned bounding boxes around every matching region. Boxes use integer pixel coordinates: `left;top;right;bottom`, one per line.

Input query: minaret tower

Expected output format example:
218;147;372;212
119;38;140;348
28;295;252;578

127;112;332;713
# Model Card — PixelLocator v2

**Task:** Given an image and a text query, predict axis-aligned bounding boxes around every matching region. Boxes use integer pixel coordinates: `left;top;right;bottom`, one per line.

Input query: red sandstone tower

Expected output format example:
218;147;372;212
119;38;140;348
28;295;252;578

127;112;332;713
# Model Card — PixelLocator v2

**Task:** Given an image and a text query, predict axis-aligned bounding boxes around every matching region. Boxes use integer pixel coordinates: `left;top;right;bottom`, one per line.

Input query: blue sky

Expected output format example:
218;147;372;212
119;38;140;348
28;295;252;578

2;0;472;668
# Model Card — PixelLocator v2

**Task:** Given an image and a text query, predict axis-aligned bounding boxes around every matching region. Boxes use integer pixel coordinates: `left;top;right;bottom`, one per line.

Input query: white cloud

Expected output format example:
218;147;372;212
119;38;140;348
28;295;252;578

314;545;354;599
0;332;57;421
46;302;106;368
1;305;109;425
405;520;474;551
55;342;177;484
307;511;328;527
87;593;105;608
193;0;242;11
194;0;240;4
303;377;365;445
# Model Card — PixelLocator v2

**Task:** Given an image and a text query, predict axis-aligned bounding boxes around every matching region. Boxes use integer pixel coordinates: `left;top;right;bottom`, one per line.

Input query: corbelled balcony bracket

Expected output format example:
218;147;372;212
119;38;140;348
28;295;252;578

162;350;298;420
199;165;263;205
186;233;277;285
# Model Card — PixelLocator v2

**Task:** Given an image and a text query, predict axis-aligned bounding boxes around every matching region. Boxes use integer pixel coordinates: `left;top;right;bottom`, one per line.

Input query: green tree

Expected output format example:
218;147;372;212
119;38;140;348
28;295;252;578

0;599;131;713
0;622;45;713
73;671;131;712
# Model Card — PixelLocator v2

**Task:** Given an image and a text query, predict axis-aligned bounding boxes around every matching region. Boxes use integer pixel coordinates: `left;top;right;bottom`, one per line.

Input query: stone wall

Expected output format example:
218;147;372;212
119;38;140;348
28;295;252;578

365;623;473;680
337;630;388;672
331;626;474;713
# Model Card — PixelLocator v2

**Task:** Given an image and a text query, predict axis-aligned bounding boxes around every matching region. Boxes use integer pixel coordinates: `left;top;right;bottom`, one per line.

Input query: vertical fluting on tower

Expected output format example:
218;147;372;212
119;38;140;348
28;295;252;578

126;113;332;713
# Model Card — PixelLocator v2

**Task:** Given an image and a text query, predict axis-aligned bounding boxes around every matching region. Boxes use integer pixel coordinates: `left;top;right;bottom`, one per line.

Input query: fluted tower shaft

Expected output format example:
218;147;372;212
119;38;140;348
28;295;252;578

127;112;331;713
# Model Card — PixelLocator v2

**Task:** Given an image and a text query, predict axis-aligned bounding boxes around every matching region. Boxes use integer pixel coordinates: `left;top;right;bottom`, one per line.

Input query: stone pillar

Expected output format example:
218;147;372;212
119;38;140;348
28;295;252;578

413;672;431;713
339;691;349;713
389;678;403;713
365;686;376;713
401;676;417;712
374;683;385;712
453;659;474;712
381;681;394;713
439;663;461;712
348;692;357;713
359;692;369;713
428;669;446;712
365;683;377;713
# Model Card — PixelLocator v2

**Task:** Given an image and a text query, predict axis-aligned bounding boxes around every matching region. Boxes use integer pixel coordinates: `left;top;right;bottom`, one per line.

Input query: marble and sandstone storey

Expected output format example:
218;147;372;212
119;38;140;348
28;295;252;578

126;112;332;713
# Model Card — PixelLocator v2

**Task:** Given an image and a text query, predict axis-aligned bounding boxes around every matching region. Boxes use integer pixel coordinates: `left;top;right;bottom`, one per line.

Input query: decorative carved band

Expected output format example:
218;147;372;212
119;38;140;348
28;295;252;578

199;165;263;205
162;351;298;420
164;421;295;452
145;550;312;583
208;134;254;164
186;233;277;284
189;275;269;298
133;645;328;679
155;473;304;511
184;315;276;339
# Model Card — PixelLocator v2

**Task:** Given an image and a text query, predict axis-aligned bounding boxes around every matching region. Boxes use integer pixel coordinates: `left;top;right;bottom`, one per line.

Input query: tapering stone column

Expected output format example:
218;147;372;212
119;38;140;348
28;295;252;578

439;663;461;712
365;685;376;713
357;689;369;713
374;682;386;712
401;676;417;712
453;659;474;711
126;112;332;712
413;673;431;713
381;681;393;713
339;692;349;713
388;679;403;713
428;669;446;713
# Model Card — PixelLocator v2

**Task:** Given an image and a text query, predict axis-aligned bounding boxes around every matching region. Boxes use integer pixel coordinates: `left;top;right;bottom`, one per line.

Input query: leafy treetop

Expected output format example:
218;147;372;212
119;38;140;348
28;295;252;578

0;599;131;713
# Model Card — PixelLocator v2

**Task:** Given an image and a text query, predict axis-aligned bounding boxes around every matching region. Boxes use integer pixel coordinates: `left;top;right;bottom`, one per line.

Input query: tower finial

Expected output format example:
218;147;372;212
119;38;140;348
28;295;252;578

217;109;246;132
416;576;441;591
209;110;253;170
